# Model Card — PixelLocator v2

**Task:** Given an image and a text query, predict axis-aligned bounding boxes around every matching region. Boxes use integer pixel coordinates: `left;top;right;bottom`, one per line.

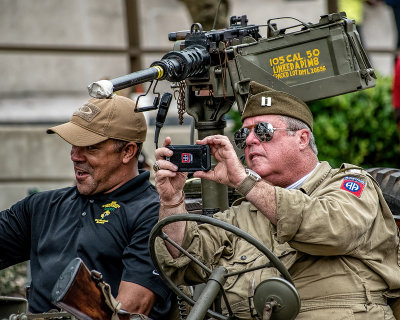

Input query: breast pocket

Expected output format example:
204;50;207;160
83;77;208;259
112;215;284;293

221;237;274;288
223;252;261;290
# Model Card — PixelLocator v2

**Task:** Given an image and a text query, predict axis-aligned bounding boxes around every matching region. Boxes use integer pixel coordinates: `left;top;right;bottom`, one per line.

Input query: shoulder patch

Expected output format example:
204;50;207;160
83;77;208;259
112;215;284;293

340;176;366;198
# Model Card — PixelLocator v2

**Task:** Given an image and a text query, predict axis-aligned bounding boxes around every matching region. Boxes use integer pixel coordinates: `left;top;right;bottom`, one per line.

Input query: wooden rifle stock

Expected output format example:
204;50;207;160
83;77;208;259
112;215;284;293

52;258;147;320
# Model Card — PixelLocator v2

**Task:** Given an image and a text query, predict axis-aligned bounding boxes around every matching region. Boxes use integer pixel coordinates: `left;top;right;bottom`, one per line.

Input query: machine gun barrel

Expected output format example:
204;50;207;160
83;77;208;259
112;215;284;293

111;67;163;92
88;46;210;98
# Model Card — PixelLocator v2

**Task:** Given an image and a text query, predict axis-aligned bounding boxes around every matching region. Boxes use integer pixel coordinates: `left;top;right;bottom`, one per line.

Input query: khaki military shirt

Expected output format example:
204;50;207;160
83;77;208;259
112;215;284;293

157;161;400;319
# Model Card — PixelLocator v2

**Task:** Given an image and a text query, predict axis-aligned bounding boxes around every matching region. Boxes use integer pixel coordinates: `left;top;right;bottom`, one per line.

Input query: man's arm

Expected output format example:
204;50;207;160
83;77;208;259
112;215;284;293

116;281;156;315
242;180;277;225
154;137;189;258
155;135;278;257
194;135;278;225
0;204;31;269
118;187;172;318
158;198;187;258
275;169;381;255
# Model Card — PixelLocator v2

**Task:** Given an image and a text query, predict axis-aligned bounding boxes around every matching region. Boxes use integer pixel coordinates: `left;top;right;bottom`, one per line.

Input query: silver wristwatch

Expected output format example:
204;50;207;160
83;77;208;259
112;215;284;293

235;168;261;197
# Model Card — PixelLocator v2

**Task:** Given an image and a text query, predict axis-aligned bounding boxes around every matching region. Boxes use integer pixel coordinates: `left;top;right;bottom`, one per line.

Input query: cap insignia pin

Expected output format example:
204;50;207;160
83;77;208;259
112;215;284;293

261;96;272;107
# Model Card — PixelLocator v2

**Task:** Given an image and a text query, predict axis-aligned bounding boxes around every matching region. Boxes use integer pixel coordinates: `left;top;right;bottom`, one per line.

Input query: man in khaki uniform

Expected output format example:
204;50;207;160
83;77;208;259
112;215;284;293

153;81;400;319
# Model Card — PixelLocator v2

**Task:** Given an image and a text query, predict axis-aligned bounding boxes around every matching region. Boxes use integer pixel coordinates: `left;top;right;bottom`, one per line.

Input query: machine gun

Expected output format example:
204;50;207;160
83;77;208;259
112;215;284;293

88;11;375;214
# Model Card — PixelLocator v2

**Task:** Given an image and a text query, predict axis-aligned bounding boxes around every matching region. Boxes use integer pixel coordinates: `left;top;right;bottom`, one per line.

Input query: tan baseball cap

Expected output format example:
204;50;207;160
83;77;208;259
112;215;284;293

241;81;313;131
47;94;147;146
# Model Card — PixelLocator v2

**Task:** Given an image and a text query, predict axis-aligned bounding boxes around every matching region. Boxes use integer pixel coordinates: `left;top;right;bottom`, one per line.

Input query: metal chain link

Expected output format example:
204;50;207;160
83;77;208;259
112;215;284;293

174;81;186;125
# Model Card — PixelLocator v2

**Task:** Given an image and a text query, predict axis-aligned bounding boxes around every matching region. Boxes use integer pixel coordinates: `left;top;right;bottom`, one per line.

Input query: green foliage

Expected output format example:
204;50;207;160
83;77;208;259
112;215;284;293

0;262;28;297
228;74;400;168
309;75;400;168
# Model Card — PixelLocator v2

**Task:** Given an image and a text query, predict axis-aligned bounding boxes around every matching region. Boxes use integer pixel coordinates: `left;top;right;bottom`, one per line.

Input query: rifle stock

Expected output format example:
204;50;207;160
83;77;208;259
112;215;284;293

52;258;147;320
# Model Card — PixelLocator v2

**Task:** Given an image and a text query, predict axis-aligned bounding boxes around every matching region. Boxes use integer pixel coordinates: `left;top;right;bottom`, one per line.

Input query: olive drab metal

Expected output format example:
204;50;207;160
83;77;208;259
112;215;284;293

176;12;376;113
227;13;376;112
89;11;375;106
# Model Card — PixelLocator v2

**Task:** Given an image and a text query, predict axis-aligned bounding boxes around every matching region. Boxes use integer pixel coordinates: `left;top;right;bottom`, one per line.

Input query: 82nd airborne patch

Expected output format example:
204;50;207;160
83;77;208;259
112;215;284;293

340;176;366;198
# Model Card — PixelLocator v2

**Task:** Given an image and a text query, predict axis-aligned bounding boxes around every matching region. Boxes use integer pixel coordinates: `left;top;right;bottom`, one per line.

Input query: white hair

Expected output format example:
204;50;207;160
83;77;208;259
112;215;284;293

279;115;318;155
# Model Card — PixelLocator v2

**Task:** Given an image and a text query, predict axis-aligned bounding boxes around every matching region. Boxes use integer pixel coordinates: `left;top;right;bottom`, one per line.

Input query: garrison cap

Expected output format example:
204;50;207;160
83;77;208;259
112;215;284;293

47;94;147;146
241;81;313;131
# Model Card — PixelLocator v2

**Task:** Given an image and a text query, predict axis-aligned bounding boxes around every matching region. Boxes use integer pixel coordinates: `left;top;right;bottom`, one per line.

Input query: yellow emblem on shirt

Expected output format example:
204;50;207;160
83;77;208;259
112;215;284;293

95;201;120;224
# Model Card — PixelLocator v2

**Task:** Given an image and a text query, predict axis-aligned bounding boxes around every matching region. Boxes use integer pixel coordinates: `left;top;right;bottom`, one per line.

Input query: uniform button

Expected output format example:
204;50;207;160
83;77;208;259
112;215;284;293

82;212;87;216
241;255;246;260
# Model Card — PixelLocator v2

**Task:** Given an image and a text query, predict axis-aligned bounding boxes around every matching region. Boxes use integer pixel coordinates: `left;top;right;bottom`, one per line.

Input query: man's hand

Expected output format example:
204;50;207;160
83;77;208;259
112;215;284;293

154;137;188;258
154;137;188;204
194;135;246;189
196;135;277;225
117;281;156;315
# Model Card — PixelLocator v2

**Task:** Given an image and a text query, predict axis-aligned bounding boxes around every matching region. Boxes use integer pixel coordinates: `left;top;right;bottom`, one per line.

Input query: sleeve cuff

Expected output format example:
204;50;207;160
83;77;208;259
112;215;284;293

275;187;304;243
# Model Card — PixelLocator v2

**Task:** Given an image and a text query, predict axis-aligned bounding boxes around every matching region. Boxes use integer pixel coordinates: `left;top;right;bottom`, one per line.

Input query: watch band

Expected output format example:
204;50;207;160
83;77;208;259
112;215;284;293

235;169;260;197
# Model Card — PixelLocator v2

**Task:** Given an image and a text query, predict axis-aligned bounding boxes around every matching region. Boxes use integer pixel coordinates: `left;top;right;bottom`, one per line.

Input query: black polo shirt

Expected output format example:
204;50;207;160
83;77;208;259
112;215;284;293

0;171;171;319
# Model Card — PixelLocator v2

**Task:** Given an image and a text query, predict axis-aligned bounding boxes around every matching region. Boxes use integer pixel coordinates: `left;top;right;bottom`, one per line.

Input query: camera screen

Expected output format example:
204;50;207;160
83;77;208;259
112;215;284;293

169;149;203;169
166;145;210;172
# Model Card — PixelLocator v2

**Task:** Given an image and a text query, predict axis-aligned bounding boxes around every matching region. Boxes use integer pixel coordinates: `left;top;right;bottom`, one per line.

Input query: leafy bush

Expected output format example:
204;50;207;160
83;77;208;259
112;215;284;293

228;74;400;168
309;74;400;168
0;262;28;297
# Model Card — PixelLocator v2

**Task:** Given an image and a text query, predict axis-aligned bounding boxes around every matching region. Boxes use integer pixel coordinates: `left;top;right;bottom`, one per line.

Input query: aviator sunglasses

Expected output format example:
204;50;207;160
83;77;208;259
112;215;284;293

234;122;292;149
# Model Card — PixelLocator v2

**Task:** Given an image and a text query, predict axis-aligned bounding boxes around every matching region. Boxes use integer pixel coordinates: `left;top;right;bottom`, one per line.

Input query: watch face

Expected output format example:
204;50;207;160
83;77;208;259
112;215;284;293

246;169;261;180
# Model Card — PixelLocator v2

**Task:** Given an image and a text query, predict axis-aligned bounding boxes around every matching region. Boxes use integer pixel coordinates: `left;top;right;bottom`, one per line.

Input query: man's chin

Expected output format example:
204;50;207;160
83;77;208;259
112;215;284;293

249;166;274;182
76;183;95;196
248;163;267;175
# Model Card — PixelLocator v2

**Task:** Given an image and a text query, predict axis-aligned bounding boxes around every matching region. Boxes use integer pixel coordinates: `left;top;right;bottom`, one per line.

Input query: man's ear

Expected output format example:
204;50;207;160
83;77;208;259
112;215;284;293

121;142;138;164
298;129;310;150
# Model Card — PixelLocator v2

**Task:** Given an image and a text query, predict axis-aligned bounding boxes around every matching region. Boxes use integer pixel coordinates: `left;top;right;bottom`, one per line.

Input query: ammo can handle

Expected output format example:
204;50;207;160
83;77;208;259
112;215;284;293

267;16;310;36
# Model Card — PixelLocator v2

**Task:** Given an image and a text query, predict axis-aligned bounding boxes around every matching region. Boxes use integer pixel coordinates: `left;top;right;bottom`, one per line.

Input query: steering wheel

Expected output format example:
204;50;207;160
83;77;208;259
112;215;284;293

149;214;299;320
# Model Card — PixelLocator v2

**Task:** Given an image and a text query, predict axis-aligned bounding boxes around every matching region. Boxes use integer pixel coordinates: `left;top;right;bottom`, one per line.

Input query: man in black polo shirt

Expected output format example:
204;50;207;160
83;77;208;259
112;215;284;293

0;94;171;319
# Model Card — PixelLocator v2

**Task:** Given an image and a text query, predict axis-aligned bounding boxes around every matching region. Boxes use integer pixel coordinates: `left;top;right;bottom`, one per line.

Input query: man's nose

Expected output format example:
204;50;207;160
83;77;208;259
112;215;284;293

246;128;260;146
70;146;85;161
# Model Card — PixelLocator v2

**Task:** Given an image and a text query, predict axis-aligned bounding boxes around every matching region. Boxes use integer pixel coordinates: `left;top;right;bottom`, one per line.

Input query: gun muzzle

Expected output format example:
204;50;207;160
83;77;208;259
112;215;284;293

88;45;210;98
88;66;164;98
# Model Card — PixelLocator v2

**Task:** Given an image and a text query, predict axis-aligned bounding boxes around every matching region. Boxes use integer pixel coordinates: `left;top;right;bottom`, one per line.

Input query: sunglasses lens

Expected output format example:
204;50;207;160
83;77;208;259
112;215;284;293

254;122;274;142
234;127;250;149
234;123;275;149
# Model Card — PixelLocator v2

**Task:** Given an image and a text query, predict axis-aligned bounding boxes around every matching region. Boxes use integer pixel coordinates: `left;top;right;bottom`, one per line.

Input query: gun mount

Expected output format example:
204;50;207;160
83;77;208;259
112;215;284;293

88;12;376;213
